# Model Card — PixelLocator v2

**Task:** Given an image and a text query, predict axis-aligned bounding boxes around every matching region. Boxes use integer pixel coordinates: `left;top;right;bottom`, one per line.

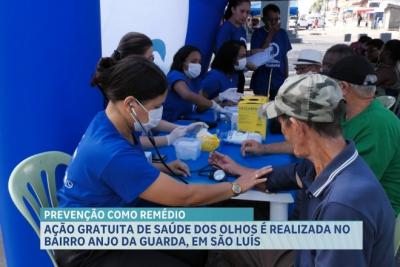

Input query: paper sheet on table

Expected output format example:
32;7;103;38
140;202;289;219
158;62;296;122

246;49;271;68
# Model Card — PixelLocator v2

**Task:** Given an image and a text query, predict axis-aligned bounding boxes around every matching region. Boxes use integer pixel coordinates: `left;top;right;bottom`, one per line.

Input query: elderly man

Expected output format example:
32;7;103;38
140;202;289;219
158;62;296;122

210;73;395;266
293;49;322;74
241;56;400;217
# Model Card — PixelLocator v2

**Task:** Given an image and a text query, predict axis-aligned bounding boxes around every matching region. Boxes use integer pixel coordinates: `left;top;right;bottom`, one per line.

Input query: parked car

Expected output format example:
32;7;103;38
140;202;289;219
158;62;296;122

297;17;312;29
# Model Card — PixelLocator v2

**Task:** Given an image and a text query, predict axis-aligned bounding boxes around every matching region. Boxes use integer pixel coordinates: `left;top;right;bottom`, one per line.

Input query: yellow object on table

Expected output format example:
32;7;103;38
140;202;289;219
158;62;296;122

238;96;268;139
196;129;220;152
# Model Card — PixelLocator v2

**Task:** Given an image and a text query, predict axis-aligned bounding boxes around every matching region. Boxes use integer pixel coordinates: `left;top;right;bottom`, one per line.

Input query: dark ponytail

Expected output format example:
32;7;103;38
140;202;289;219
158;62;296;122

111;32;152;60
91;55;167;102
224;0;250;20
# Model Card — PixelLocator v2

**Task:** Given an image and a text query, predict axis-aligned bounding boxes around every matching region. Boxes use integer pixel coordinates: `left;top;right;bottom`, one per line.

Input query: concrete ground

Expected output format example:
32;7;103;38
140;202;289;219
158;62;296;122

289;22;400;74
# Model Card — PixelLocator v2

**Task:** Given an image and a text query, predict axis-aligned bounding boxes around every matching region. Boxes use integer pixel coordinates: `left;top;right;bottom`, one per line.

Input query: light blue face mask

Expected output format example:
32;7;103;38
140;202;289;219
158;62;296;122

131;99;163;132
184;63;201;79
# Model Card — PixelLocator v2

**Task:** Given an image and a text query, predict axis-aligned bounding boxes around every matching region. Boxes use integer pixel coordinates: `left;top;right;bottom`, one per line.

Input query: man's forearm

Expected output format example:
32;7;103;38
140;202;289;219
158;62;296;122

262;141;293;154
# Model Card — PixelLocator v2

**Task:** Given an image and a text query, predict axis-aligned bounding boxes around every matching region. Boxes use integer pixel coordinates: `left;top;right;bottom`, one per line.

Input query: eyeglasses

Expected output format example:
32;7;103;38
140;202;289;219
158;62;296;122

294;65;311;71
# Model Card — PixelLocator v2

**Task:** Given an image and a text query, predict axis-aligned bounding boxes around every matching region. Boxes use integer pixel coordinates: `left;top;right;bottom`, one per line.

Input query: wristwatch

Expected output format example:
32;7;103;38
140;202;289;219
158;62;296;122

231;182;242;196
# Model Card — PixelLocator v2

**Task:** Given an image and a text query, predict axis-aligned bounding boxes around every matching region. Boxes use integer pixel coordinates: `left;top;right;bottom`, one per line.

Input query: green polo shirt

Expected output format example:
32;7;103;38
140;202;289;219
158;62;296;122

342;99;400;215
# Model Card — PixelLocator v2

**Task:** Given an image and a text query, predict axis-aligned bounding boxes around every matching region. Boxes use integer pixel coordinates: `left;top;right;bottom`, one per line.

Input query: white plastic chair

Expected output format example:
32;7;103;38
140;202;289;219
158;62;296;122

8;151;71;267
376;95;396;109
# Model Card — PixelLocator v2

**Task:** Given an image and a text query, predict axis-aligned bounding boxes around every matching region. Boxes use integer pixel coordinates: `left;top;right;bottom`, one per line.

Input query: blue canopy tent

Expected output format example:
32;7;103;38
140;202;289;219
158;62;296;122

290;6;298;16
0;0;228;266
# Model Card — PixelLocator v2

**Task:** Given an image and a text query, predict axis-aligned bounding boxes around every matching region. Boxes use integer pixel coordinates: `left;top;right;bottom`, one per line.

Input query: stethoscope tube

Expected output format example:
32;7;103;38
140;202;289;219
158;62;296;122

132;109;188;184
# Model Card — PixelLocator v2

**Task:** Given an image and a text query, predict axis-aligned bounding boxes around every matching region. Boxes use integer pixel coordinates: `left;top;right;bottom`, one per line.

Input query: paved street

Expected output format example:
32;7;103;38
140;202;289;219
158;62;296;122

288;23;400;73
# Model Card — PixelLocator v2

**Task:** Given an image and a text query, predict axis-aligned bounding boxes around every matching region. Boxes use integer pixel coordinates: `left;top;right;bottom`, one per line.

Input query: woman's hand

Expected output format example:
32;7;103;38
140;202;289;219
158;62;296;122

235;166;272;193
220;100;237;107
246;62;257;71
208;151;251;176
185;122;208;133
167;160;191;177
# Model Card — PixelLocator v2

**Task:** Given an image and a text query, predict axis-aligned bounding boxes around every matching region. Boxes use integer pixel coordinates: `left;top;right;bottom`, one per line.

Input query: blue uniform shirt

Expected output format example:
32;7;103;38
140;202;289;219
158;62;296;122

215;20;247;52
201;69;239;100
266;141;395;267
163;70;198;122
57;111;160;207
250;28;292;97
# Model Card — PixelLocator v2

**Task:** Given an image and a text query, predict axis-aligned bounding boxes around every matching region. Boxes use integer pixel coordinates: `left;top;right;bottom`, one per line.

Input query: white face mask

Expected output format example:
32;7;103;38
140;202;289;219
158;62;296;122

184;63;201;79
234;58;247;71
131;100;163;132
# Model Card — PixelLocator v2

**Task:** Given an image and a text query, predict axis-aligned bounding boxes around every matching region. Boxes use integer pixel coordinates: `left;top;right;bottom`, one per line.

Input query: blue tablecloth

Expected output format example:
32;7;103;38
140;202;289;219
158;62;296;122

150;110;296;184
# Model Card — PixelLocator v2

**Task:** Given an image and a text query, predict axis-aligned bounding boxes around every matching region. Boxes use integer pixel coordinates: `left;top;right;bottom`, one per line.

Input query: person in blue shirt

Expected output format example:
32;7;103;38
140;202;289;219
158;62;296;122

209;74;395;267
200;40;246;101
111;32;206;148
163;45;226;122
56;56;269;267
250;4;292;99
215;0;251;93
215;0;250;52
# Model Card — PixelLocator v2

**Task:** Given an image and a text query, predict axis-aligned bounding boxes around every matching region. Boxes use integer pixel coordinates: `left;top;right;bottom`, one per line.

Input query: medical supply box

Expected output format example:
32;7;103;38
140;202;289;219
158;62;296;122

238;96;268;139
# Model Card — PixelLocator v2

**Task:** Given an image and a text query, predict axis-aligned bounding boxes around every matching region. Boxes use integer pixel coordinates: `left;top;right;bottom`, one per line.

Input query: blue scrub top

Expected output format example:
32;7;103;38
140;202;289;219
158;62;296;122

250;28;292;97
215;20;247;52
57;111;160;207
163;70;198;122
201;69;239;100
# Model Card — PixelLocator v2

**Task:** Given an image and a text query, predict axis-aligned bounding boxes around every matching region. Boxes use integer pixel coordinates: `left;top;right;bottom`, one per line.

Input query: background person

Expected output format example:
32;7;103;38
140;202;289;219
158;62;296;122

329;55;400;216
162;45;226;122
215;0;250;52
366;38;384;67
293;49;322;75
200;40;246;101
215;0;252;93
376;39;400;97
321;44;355;74
249;4;292;99
350;35;371;57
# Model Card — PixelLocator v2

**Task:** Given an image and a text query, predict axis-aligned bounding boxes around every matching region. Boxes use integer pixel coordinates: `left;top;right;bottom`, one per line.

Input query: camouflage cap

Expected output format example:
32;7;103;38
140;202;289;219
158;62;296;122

262;73;343;122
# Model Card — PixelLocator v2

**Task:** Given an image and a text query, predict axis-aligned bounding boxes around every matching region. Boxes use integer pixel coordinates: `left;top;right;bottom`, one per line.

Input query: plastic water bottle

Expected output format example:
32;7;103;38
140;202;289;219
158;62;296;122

231;112;238;131
218;114;231;140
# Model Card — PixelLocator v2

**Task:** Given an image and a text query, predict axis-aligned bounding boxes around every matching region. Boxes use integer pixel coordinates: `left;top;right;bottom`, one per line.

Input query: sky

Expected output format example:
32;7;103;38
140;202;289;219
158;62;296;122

297;0;315;14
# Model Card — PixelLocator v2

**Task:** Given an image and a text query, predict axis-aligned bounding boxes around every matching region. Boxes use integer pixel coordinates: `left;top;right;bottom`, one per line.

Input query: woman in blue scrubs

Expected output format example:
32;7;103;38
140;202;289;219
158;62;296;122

215;0;251;93
112;32;206;147
201;40;246;101
215;0;250;52
163;45;225;122
56;56;269;266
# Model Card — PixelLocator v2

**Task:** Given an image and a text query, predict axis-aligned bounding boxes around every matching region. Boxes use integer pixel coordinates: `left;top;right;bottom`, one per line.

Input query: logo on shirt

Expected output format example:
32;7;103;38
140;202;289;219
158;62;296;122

265;42;280;68
63;173;74;189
